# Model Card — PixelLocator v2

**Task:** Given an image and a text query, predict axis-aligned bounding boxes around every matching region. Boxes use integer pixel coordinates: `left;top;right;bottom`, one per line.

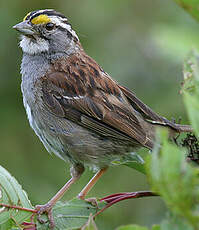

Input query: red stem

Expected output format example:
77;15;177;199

0;203;37;213
95;191;158;216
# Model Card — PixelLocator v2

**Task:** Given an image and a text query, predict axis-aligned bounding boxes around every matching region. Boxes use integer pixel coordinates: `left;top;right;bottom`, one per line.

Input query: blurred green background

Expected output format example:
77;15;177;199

1;0;198;229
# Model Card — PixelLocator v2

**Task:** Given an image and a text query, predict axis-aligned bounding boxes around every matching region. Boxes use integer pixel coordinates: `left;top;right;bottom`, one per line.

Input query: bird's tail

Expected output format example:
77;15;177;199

173;124;193;133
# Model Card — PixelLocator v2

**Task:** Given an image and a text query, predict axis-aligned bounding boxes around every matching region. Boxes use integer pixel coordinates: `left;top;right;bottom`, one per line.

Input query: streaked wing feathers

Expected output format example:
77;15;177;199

41;53;152;147
118;85;178;129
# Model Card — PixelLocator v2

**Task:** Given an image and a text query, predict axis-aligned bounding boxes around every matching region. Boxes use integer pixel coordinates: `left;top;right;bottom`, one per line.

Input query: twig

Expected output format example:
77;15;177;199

0;203;37;213
95;191;158;217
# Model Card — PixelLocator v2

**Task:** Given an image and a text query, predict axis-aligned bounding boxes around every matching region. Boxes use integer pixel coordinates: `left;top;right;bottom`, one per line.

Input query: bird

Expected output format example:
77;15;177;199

13;9;192;228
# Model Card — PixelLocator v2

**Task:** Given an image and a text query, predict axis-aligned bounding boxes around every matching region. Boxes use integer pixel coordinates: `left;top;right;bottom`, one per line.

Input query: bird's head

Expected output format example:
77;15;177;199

13;9;79;55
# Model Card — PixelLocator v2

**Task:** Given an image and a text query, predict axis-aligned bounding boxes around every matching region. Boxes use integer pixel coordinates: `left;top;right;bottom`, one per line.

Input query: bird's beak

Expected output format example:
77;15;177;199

13;21;35;35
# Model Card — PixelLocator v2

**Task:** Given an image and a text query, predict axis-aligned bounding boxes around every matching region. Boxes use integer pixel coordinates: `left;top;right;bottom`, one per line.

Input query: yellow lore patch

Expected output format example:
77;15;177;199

31;15;51;24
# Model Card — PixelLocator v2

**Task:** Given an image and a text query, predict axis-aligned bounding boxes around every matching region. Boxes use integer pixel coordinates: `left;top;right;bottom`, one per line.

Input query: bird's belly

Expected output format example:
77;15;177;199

24;102;69;161
24;102;132;170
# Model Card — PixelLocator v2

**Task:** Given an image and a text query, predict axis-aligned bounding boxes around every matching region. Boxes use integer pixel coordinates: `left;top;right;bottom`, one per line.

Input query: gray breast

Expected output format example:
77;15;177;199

21;54;58;155
20;54;133;170
21;54;50;105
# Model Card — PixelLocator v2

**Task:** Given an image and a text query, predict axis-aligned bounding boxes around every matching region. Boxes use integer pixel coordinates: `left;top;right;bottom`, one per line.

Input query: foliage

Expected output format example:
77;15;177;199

173;0;199;22
0;165;33;229
0;166;106;229
111;150;147;174
1;51;199;229
146;129;199;230
116;51;199;230
0;0;199;230
36;200;106;230
182;51;199;137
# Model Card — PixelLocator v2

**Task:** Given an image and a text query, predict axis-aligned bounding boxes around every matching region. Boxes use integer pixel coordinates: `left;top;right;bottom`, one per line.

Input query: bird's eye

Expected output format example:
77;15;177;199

45;23;55;31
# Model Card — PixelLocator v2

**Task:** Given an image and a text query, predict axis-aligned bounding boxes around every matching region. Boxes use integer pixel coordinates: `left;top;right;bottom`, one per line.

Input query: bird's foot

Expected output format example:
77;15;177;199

35;203;55;229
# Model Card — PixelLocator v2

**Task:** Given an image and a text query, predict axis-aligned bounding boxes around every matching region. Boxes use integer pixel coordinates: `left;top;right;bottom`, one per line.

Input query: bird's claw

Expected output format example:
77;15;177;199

35;204;55;229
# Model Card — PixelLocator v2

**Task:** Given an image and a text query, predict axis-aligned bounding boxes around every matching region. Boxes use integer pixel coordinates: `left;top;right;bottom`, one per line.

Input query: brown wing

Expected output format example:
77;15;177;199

118;85;180;129
41;53;153;148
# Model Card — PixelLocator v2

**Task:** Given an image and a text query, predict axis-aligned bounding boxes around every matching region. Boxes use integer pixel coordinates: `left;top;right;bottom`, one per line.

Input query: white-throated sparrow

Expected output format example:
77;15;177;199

13;9;192;228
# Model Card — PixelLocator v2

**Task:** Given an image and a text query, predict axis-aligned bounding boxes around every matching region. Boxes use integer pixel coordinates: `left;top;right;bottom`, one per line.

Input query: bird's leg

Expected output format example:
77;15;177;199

78;168;108;201
35;164;84;229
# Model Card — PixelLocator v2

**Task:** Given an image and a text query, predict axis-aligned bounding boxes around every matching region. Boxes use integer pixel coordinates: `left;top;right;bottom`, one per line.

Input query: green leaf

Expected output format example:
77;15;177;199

173;0;199;22
112;150;147;174
81;214;98;230
116;225;161;230
0;165;33;226
147;129;199;229
36;198;106;230
0;219;15;230
151;225;161;230
160;214;194;230
184;92;199;136
116;225;148;230
182;51;199;137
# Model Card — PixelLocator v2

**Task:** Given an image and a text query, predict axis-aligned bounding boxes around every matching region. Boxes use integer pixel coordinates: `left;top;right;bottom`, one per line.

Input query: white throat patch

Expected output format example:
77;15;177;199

20;35;49;55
